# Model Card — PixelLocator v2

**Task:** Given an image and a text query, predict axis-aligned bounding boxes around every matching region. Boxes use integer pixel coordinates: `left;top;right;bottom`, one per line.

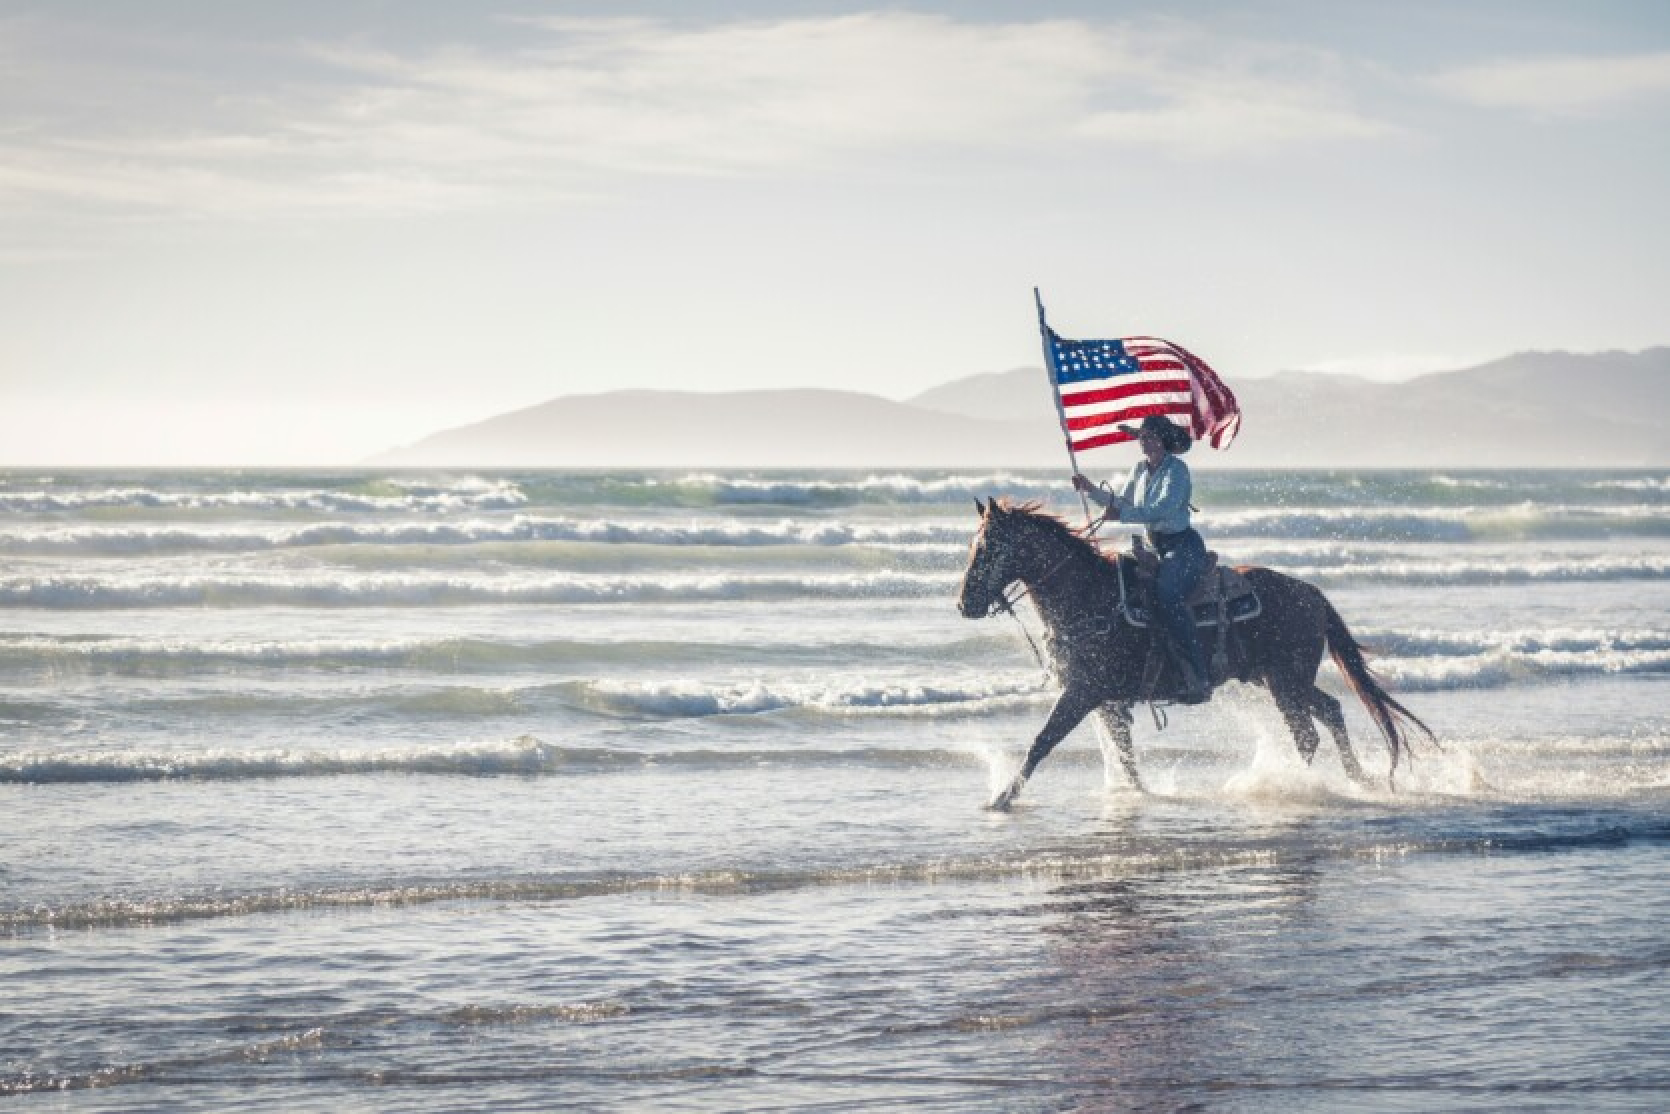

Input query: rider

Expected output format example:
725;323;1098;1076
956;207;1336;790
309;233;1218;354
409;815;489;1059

1072;414;1210;704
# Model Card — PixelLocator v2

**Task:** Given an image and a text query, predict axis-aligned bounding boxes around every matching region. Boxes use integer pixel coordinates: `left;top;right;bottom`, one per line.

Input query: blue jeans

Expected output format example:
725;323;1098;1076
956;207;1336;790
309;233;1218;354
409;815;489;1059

1153;528;1209;685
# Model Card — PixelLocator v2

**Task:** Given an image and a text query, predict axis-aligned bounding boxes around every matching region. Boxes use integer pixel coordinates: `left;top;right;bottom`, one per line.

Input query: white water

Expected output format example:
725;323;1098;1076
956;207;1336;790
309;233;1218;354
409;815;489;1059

2;468;1666;1110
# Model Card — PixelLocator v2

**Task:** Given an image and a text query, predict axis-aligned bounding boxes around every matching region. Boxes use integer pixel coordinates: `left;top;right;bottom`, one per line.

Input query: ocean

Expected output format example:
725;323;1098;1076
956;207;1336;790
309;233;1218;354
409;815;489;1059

2;467;1667;1111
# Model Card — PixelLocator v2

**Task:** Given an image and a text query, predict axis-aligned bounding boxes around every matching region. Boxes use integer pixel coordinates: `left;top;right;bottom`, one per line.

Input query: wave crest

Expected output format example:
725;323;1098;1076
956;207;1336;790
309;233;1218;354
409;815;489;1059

0;480;525;514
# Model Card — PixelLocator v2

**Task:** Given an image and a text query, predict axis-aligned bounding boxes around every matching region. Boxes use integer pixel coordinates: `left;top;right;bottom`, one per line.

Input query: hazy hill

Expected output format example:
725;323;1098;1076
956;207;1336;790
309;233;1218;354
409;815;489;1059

372;348;1669;468
371;388;1061;468
903;348;1669;468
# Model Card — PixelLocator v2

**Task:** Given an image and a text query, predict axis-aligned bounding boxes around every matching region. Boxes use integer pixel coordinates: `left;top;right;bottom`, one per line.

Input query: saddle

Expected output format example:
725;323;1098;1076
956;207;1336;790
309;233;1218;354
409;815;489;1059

1114;550;1262;630
1113;547;1262;704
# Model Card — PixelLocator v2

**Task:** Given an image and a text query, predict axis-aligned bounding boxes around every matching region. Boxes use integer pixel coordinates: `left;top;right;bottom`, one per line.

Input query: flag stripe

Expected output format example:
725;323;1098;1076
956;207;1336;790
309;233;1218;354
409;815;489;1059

1066;400;1192;433
1059;377;1192;409
1070;429;1136;451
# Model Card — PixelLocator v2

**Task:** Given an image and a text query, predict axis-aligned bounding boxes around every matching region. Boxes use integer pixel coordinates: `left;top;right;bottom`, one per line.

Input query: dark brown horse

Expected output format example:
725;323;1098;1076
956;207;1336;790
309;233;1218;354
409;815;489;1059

959;498;1433;810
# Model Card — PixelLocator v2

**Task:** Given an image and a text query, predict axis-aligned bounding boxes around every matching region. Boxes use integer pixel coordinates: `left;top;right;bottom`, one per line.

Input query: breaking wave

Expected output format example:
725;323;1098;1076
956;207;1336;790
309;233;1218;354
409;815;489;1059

0;479;526;514
1204;504;1670;541
0;736;1005;785
6;550;1665;609
0;672;1052;729
1282;554;1670;586
1589;476;1670;494
666;472;1058;505
0;570;952;609
1362;627;1670;659
8;507;1661;559
0;516;969;556
0;632;1011;674
547;675;1047;719
1377;648;1670;691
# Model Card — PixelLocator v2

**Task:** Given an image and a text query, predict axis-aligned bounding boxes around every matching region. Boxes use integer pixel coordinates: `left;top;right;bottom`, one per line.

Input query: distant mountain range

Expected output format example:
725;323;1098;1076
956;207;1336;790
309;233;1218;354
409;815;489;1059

370;347;1669;468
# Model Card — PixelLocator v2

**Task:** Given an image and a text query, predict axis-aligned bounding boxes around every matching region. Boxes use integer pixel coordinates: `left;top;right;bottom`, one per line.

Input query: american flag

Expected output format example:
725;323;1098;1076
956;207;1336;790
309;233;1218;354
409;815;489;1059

1046;330;1242;453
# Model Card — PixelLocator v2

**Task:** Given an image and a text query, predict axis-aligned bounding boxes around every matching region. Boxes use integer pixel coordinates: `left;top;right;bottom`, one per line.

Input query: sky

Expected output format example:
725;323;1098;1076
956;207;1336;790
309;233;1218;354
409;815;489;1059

2;0;1668;464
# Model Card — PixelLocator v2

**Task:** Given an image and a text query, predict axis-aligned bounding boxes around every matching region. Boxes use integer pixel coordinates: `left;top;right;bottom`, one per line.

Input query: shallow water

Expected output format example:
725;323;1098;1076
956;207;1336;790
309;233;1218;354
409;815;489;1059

2;468;1667;1110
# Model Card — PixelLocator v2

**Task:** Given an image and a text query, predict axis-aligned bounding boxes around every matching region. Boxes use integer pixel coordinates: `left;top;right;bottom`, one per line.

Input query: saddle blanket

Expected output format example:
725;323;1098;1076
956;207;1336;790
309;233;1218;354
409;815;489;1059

1118;554;1261;629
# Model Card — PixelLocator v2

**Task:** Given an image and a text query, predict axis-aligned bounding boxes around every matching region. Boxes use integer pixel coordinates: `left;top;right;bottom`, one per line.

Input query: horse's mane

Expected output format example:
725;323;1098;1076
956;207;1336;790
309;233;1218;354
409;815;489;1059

993;497;1116;567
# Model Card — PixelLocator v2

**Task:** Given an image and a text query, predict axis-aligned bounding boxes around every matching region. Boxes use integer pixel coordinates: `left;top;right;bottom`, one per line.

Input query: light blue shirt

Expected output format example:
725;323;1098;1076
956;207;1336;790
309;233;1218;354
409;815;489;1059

1085;454;1193;535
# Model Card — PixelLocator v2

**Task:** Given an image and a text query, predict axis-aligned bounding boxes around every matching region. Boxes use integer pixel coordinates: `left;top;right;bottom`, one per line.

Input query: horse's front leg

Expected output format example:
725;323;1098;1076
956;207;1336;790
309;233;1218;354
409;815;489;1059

987;687;1099;811
1095;701;1143;792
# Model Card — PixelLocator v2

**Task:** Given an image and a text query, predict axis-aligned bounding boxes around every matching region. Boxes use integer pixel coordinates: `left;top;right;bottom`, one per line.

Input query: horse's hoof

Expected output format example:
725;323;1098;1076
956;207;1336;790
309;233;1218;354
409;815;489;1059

985;785;1020;811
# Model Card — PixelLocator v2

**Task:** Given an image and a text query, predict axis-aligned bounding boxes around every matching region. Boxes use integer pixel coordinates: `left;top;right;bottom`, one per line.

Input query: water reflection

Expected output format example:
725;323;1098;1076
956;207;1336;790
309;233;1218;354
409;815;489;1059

1027;813;1330;1107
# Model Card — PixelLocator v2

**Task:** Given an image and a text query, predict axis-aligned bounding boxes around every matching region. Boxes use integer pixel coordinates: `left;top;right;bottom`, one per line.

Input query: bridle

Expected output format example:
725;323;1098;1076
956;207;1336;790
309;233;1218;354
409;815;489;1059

990;549;1074;619
973;524;1117;677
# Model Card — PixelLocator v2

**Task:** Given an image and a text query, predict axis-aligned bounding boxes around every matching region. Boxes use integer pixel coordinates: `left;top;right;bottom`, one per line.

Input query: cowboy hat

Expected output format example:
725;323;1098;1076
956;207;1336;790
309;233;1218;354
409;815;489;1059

1117;414;1192;454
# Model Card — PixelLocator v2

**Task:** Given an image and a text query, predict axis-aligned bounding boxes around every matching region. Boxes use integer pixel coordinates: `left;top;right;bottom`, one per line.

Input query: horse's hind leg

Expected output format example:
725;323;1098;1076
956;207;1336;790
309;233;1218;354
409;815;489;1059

1307;685;1371;786
1270;684;1322;765
1095;701;1143;792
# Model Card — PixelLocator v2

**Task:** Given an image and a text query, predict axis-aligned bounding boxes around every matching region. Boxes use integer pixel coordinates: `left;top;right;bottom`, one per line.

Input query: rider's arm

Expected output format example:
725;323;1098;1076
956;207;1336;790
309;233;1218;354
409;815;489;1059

1117;458;1191;527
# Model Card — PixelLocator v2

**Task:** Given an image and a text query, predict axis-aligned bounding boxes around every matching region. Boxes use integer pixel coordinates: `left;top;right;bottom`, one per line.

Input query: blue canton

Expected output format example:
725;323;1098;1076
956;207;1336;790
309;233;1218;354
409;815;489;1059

1047;331;1140;385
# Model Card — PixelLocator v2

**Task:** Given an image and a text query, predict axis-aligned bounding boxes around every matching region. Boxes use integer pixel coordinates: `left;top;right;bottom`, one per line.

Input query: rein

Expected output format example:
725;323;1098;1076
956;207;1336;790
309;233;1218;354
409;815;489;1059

990;544;1121;677
991;550;1073;677
991;549;1075;616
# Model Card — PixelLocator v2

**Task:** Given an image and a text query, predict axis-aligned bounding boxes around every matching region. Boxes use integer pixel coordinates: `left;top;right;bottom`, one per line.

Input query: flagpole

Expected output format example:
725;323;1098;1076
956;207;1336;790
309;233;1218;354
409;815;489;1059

1035;287;1095;525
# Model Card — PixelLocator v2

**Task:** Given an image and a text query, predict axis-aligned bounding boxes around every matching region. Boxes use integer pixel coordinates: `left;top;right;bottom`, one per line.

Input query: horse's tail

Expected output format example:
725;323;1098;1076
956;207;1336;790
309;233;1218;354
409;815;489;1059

1322;598;1436;776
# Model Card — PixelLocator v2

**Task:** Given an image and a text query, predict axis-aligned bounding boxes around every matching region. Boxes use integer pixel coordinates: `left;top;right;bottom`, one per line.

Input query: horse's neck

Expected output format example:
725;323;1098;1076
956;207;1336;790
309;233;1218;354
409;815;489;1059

1020;540;1106;626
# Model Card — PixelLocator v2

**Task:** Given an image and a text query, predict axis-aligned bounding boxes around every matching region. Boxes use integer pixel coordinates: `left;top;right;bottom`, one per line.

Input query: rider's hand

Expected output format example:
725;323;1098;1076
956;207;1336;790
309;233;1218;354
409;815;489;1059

1071;473;1094;493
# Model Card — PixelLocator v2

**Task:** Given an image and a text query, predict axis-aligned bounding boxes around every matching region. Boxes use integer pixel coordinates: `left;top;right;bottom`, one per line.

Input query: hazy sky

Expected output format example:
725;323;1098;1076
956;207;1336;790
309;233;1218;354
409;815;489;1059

3;1;1668;463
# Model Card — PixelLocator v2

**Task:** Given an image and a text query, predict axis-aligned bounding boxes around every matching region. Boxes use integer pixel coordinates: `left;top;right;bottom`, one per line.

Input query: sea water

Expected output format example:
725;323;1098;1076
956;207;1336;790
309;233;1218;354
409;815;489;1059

1;468;1666;1111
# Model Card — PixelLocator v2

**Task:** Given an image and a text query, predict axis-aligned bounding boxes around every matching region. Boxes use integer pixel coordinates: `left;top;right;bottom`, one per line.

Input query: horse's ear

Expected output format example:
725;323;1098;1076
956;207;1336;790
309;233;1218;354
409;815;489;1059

974;497;986;517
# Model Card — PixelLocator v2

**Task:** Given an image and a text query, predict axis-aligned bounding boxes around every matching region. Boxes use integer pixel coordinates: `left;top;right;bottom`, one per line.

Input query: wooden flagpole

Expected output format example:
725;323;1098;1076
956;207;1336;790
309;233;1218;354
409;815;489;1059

1034;287;1095;525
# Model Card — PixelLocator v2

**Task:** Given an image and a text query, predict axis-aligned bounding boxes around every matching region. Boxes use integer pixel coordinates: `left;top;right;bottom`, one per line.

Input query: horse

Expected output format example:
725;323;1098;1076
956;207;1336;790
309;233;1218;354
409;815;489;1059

958;497;1433;810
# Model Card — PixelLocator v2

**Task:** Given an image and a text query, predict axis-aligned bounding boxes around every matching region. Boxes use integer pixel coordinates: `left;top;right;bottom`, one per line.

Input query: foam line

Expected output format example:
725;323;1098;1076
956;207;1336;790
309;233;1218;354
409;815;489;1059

0;737;1009;784
7;823;1665;933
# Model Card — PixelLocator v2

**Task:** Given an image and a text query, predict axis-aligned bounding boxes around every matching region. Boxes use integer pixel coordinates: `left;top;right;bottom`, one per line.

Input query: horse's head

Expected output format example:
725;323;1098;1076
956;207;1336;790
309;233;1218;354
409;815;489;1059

958;498;1028;618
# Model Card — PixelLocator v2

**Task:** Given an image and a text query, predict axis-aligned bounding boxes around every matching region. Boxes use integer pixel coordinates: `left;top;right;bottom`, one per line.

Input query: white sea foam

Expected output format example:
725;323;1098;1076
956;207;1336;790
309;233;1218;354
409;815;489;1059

671;472;1054;504
1283;553;1670;586
7;548;1665;609
0;481;526;514
0;736;580;782
1430;475;1508;489
0;569;954;609
1588;476;1670;493
1361;627;1670;658
0;632;1011;672
0;735;1011;784
554;675;1049;719
1351;627;1670;691
0;516;970;555
1377;646;1670;690
1204;504;1670;541
2;507;1661;559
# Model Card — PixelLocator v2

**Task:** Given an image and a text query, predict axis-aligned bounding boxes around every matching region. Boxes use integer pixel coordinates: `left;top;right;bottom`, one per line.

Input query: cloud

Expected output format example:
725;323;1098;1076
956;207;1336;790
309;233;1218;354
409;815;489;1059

0;12;1391;223
1430;51;1670;114
309;14;1390;169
